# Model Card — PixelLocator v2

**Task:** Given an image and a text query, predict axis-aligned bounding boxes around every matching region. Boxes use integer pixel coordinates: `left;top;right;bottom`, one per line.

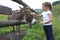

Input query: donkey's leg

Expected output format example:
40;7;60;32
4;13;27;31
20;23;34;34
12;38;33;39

16;25;21;40
16;25;20;33
29;23;32;28
11;26;16;40
20;38;22;40
12;26;15;32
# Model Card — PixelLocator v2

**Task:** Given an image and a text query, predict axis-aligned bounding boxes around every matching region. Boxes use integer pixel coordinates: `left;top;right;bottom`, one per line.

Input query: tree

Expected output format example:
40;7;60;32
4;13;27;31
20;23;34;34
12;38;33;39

52;1;60;5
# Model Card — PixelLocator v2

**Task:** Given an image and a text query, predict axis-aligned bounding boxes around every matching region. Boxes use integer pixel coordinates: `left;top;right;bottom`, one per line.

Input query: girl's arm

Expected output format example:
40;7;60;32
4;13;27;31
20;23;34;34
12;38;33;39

36;14;42;17
31;13;42;17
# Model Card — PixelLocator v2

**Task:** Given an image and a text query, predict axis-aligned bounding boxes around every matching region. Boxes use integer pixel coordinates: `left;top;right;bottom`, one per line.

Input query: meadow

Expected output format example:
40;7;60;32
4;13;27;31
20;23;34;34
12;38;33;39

0;4;60;40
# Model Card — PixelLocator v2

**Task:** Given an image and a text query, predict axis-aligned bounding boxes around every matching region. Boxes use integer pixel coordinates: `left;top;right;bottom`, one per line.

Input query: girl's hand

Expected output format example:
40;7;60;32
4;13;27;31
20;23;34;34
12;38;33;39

31;13;36;15
40;21;44;24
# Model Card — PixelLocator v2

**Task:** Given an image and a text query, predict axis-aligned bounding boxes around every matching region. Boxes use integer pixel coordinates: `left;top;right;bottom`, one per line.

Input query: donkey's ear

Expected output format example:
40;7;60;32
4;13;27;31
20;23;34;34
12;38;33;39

19;6;22;9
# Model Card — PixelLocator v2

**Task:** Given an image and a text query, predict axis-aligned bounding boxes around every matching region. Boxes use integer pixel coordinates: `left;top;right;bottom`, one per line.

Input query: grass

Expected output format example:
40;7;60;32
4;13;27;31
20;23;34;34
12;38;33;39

0;15;60;40
0;4;60;40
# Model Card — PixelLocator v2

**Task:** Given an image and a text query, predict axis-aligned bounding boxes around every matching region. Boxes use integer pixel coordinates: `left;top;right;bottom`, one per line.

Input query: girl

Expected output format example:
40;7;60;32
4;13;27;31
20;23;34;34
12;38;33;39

32;2;54;40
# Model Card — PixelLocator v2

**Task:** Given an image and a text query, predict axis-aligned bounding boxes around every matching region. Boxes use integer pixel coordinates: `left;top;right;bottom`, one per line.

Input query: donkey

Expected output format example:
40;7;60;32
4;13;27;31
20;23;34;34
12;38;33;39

8;6;33;31
7;7;25;32
7;7;27;40
24;6;34;28
7;6;34;40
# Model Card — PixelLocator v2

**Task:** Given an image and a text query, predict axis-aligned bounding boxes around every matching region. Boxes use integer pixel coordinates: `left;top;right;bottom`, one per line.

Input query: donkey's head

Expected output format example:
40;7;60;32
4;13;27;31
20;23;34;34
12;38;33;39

23;6;33;23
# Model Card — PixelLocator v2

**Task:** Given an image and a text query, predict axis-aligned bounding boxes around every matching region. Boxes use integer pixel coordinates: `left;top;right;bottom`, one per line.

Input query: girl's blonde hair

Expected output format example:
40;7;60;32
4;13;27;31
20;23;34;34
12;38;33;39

42;2;52;11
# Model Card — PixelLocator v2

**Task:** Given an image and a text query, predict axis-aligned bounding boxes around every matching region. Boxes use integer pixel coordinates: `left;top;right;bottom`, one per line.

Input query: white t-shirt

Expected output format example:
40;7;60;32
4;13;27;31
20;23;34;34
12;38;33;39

41;10;52;25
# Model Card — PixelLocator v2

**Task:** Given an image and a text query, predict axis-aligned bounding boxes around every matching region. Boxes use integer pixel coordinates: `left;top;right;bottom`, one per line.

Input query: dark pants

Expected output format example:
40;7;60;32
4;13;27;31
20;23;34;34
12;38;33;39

43;25;54;40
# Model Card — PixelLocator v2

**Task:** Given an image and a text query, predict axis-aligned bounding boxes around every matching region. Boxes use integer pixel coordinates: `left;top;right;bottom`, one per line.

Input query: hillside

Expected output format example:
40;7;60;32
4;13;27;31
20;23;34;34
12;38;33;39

34;9;41;13
53;1;60;5
52;4;60;17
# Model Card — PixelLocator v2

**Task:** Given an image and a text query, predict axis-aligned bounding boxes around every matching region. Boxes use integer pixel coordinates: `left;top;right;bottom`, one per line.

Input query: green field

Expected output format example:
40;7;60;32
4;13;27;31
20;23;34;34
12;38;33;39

0;4;60;40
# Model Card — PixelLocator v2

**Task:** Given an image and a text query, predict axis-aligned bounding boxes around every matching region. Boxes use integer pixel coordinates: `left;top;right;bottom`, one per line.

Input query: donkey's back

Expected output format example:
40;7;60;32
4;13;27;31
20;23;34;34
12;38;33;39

8;10;24;20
